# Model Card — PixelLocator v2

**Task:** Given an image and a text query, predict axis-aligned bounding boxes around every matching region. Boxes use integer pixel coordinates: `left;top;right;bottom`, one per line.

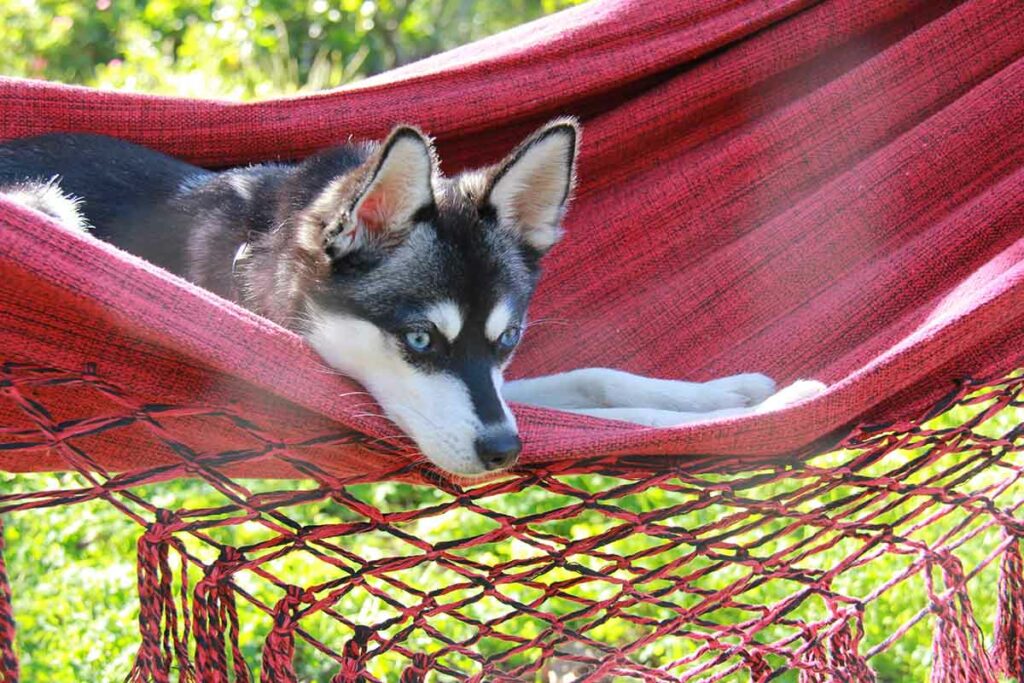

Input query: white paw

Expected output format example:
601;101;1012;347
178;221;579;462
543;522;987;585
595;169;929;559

700;373;778;409
755;380;827;413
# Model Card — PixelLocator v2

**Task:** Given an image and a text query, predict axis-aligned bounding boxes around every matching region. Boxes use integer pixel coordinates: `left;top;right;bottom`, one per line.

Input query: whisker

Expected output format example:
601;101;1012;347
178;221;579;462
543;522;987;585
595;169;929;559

334;391;375;400
526;317;571;328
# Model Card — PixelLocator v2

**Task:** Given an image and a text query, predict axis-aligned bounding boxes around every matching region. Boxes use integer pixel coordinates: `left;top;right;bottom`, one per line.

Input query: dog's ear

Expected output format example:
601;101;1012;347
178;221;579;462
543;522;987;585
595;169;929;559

320;125;436;257
484;118;579;253
350;126;436;235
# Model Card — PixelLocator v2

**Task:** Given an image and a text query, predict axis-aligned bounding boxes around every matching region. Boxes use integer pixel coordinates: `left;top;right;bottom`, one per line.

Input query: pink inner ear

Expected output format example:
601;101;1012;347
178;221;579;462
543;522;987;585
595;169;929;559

356;194;387;233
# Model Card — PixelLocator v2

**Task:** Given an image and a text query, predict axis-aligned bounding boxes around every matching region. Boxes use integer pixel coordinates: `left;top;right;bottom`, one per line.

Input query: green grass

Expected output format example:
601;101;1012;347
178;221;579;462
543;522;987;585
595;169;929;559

3;391;1023;682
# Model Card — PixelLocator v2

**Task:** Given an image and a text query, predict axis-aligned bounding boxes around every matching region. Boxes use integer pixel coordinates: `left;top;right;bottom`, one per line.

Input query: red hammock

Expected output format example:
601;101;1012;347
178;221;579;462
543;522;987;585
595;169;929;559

1;0;1023;680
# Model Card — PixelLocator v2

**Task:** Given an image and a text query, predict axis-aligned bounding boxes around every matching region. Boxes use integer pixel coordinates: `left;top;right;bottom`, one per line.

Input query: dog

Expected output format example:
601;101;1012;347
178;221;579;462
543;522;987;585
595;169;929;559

0;120;822;476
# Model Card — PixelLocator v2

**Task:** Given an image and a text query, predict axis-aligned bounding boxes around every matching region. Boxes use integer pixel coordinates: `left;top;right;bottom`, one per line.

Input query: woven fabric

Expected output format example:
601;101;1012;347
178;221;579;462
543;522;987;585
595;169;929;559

1;1;1023;478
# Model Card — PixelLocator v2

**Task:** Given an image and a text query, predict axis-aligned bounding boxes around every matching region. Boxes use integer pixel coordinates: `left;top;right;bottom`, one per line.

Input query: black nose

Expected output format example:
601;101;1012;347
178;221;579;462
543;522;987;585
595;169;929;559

475;432;522;471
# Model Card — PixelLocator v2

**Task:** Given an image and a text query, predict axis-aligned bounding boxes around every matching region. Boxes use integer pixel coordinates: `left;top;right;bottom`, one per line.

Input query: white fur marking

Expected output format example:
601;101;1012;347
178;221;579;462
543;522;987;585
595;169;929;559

753;380;826;412
307;309;500;475
491;367;517;429
531;378;826;428
485;300;514;342
0;178;90;233
232;242;251;273
228;174;255;200
425;300;463;342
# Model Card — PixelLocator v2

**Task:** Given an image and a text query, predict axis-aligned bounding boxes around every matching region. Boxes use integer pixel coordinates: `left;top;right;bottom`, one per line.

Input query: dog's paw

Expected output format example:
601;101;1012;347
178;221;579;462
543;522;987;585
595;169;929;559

755;379;827;412
700;373;777;409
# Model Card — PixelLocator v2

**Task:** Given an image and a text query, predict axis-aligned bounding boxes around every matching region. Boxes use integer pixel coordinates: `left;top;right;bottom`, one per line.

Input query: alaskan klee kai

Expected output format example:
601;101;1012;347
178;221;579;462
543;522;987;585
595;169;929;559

0;120;820;476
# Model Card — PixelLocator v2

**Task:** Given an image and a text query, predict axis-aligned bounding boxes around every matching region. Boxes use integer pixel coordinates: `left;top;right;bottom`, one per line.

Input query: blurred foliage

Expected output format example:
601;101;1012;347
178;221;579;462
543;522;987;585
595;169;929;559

0;0;585;99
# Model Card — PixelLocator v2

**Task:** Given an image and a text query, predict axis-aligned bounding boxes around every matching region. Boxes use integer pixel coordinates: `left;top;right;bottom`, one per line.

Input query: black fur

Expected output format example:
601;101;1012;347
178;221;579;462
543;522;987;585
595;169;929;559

0;134;209;274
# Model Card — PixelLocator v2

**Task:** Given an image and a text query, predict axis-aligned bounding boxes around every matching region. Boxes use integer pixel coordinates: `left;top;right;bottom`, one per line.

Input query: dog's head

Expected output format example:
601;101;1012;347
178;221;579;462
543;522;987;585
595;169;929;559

301;119;579;475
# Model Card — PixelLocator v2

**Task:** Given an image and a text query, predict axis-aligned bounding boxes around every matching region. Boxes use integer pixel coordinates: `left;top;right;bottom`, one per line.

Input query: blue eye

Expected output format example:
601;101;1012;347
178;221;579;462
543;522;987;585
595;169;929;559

498;327;521;349
404;330;433;352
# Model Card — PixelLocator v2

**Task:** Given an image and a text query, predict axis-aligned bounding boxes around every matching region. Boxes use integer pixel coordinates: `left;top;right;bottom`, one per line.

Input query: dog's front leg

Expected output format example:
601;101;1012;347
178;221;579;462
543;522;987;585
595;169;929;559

555;406;752;426
503;368;776;412
504;369;824;427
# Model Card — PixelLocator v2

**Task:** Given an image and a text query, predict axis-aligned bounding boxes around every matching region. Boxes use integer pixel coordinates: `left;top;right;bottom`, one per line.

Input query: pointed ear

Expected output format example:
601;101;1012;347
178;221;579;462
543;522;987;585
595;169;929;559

351;125;436;234
485;118;579;253
317;125;435;258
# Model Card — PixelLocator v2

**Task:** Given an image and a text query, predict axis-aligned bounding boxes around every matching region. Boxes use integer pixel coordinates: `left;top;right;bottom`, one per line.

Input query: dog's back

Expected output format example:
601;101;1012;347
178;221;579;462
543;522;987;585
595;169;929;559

0;134;374;295
0;133;210;274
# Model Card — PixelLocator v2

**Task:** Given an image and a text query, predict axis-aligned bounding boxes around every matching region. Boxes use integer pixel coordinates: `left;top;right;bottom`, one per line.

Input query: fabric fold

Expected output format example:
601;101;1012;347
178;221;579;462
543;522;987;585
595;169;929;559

1;0;1022;481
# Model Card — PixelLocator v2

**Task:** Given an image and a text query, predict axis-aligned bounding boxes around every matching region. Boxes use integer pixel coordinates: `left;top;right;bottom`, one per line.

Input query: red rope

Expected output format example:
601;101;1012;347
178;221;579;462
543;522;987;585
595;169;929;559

260;585;313;683
992;531;1024;680
827;617;874;682
128;510;194;683
928;553;997;683
331;625;371;683
400;653;430;683
0;519;17;683
192;548;250;683
2;366;1024;679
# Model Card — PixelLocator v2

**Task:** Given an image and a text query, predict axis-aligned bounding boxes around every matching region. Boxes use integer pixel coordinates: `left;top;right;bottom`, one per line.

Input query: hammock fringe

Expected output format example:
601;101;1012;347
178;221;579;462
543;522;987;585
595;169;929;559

798;614;874;683
0;519;16;683
745;651;772;682
2;366;1024;679
797;635;829;683
191;548;250;683
399;652;430;683
826;617;874;682
929;553;997;683
259;585;309;683
991;531;1024;680
331;625;371;683
129;510;194;683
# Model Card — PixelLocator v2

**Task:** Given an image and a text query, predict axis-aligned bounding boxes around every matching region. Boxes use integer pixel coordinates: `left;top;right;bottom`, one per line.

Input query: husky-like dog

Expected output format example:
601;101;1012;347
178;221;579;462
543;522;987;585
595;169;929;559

0;121;819;476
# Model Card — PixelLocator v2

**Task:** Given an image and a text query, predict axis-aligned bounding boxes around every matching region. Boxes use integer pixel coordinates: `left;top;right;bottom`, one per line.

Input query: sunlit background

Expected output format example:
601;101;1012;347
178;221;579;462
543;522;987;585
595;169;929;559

0;0;585;99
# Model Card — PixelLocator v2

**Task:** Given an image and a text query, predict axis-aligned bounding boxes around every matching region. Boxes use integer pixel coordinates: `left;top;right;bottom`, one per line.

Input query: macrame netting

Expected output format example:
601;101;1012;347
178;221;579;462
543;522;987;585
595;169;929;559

2;0;1024;679
2;366;1024;681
